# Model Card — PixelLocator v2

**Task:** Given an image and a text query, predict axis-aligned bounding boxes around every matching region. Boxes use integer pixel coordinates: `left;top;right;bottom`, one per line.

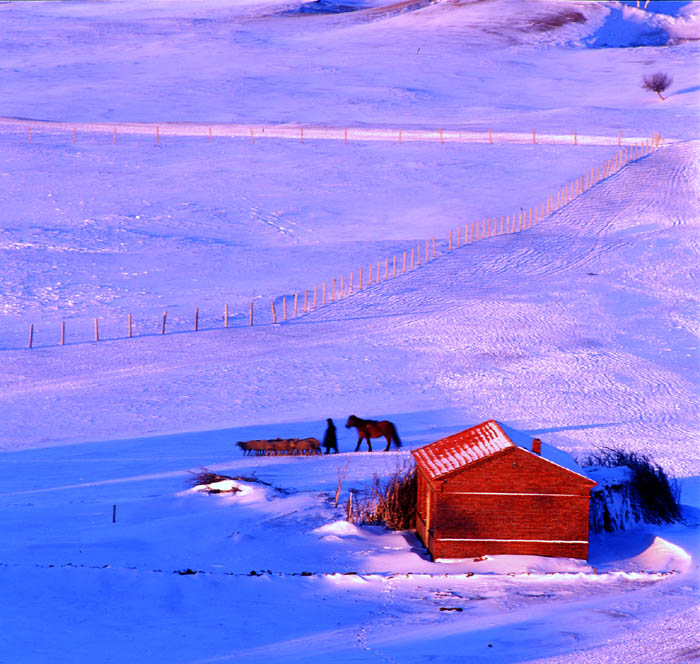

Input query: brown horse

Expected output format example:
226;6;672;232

345;415;401;452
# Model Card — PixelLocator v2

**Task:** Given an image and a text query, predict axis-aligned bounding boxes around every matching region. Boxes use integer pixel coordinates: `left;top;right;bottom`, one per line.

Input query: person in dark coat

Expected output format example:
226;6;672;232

323;418;338;454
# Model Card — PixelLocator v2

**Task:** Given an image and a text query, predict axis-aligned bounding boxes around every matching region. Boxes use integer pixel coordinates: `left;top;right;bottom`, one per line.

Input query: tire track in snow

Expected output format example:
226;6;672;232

293;141;700;469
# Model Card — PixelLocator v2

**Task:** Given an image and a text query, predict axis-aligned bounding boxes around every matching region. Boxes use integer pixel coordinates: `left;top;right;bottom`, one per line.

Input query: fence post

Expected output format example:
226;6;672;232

271;301;277;324
349;272;353;294
339;276;343;299
194;308;199;331
304;289;308;312
250;301;254;326
94;317;99;341
368;264;372;286
313;286;318;309
209;127;212;142
73;128;76;143
284;296;288;320
457;226;461;247
488;128;492;144
250;128;254;144
113;128;116;144
392;256;396;277
28;127;32;142
440;128;444;144
28;323;34;348
224;303;228;328
433;237;437;257
128;313;132;338
344;129;348;144
574;130;577;145
359;268;363;290
410;248;414;270
156;126;160;143
162;311;167;334
417;243;421;266
294;293;298;317
61;321;65;345
321;284;326;306
532;129;536;144
331;279;336;301
402;253;406;274
449;229;452;251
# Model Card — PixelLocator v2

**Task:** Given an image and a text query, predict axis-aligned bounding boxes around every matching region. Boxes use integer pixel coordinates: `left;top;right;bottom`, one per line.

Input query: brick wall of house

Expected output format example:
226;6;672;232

414;447;594;560
433;539;588;559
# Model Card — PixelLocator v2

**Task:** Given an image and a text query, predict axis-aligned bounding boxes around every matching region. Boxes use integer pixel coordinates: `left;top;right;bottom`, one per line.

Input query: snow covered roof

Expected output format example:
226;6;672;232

412;420;591;482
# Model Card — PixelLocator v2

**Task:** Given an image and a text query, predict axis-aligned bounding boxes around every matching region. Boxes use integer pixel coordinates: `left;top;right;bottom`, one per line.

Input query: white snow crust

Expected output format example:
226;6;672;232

1;0;699;662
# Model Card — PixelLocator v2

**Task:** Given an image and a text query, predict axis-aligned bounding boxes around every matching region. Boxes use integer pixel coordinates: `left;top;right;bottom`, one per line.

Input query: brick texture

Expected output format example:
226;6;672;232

415;447;594;560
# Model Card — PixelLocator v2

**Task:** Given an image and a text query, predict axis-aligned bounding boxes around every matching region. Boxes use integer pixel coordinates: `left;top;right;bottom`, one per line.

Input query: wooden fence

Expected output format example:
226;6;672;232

20;132;662;349
8;118;662;148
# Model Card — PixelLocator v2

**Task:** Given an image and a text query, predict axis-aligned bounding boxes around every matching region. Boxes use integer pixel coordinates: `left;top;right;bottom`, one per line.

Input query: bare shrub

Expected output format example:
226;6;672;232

582;448;681;532
186;467;271;489
641;72;673;100
334;459;351;508
349;463;417;530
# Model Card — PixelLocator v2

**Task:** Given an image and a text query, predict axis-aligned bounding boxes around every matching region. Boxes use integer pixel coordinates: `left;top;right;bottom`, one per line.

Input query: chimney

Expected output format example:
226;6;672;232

532;438;542;455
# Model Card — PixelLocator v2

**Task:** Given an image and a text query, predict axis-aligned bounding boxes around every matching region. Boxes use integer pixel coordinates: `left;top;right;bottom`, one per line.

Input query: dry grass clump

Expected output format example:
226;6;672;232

582;448;681;531
349;464;417;531
530;9;586;32
186;470;236;487
186;467;271;492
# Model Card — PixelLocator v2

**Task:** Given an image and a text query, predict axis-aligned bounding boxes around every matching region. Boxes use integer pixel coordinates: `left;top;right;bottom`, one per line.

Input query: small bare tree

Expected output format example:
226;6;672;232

334;459;351;507
641;72;673;100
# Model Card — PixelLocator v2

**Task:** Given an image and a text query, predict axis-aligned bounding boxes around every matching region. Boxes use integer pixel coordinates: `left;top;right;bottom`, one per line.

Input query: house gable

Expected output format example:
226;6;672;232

442;446;595;495
412;421;596;560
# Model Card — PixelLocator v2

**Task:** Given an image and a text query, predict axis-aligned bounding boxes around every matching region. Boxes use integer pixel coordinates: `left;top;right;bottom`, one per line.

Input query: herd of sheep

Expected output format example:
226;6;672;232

236;437;321;456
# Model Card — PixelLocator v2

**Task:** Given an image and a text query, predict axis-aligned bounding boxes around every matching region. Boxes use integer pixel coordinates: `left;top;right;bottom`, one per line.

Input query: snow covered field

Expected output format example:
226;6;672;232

1;0;699;662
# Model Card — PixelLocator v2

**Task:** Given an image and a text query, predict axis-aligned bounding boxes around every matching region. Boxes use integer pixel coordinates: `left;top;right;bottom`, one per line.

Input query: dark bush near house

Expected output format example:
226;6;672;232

641;72;673;100
349;464;417;530
582;448;681;532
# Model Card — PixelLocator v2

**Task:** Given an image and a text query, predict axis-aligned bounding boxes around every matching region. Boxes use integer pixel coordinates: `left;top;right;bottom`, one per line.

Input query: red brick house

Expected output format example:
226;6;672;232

411;420;596;560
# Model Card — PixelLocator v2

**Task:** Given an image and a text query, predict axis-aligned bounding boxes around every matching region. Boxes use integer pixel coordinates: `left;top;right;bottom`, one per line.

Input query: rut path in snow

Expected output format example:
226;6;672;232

0;116;660;147
2;141;697;470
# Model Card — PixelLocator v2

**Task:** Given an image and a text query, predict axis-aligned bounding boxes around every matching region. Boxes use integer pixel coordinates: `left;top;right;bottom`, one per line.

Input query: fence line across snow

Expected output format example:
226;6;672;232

0;117;666;149
16;134;662;349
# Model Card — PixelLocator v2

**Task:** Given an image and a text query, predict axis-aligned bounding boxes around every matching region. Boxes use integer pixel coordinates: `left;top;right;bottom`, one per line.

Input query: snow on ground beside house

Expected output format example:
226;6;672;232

1;0;699;662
